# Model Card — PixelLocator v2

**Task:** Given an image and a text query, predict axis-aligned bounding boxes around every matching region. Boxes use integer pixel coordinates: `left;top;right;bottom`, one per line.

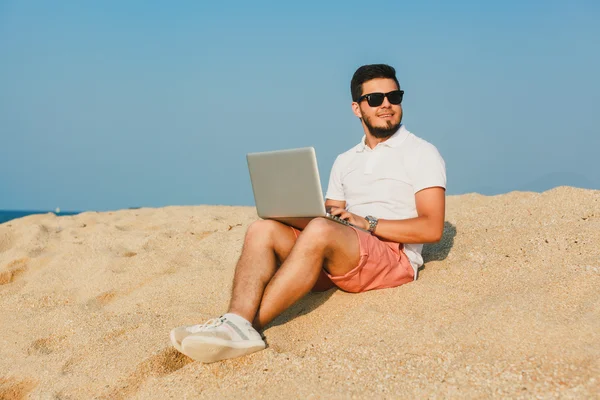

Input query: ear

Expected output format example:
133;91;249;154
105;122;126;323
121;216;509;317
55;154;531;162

351;102;362;119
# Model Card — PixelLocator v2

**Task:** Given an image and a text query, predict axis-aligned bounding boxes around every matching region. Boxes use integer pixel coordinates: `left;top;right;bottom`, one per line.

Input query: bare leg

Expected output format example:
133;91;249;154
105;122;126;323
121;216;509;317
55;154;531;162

253;218;360;329
227;220;297;323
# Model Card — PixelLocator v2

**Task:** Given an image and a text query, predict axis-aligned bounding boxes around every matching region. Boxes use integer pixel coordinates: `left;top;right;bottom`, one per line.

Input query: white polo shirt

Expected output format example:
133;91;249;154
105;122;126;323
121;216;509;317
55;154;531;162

325;125;446;279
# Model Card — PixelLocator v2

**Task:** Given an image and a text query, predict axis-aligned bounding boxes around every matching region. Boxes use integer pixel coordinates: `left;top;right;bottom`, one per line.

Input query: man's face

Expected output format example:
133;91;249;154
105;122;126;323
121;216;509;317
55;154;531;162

352;78;403;139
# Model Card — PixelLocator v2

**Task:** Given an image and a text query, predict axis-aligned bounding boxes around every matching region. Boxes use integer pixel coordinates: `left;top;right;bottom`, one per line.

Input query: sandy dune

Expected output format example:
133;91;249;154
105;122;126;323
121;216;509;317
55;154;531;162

1;186;599;399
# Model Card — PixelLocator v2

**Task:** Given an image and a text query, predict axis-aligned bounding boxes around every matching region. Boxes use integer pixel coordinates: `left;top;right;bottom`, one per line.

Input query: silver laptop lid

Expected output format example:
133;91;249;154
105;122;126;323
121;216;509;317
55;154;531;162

246;147;327;219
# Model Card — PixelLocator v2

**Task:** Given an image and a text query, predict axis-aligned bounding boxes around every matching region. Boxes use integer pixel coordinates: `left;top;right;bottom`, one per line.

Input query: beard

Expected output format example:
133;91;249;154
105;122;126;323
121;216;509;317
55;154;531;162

362;113;402;139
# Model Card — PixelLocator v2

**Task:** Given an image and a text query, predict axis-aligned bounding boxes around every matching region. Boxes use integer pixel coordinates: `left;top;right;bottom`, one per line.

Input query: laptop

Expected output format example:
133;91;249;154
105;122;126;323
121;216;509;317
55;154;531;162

246;147;368;231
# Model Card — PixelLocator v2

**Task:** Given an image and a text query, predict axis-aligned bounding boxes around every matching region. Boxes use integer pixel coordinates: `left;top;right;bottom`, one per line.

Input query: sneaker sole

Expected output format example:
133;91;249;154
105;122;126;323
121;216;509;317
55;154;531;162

182;336;266;363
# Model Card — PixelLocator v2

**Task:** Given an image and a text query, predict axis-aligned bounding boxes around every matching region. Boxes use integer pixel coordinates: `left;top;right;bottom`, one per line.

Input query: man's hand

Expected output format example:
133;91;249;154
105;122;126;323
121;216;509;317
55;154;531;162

327;207;369;231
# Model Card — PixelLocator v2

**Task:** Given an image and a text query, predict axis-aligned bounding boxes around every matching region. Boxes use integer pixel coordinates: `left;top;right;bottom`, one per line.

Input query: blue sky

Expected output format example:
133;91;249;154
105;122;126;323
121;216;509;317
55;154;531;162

1;0;598;211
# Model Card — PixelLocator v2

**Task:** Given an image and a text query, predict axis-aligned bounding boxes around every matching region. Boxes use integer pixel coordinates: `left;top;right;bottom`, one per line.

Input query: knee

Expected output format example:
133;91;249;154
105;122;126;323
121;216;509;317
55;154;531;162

302;218;338;246
245;219;287;243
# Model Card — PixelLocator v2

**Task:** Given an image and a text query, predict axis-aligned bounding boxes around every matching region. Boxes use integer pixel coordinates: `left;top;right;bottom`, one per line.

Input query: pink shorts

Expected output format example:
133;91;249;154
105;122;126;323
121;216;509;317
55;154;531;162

290;226;414;293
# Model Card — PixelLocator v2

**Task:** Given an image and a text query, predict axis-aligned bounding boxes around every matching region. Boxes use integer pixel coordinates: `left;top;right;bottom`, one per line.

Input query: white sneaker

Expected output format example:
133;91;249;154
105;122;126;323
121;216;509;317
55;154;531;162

175;315;266;363
170;319;241;354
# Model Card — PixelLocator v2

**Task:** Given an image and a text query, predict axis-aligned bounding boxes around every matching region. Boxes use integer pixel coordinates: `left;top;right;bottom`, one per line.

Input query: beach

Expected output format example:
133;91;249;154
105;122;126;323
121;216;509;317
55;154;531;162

1;186;599;399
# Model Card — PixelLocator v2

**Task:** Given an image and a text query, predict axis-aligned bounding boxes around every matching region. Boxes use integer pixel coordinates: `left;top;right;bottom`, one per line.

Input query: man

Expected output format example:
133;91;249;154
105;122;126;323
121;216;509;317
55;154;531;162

170;64;446;363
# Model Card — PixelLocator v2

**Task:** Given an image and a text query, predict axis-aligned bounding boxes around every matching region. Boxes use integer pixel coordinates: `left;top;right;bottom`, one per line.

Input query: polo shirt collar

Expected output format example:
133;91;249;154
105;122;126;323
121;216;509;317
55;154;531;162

355;124;409;152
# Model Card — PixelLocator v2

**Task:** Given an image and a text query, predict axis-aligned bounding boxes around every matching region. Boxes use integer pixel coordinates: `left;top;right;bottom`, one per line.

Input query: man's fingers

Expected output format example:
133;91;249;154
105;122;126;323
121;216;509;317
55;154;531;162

329;208;347;219
328;208;355;222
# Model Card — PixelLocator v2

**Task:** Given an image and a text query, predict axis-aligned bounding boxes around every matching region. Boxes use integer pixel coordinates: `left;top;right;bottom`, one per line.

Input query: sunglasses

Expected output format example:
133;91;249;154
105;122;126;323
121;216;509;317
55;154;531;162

357;90;404;107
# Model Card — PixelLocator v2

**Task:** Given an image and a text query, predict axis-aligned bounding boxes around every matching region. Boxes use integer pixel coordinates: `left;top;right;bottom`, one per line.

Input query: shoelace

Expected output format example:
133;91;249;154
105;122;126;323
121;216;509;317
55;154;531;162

187;317;224;333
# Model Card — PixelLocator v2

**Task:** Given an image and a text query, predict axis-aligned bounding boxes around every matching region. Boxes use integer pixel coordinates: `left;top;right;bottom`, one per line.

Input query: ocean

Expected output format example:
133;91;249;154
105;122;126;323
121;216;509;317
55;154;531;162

0;210;80;225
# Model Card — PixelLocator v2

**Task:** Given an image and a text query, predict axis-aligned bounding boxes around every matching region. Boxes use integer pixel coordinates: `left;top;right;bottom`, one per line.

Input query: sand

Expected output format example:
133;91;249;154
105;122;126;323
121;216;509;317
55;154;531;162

0;186;599;399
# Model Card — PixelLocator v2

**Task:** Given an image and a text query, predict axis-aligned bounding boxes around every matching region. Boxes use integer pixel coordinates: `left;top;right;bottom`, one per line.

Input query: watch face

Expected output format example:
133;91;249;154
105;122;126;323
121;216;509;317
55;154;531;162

366;216;377;231
365;215;378;233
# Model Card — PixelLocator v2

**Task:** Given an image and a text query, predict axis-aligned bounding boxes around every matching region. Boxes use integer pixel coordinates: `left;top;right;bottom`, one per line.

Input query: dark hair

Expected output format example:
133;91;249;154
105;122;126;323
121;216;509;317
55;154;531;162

350;64;400;102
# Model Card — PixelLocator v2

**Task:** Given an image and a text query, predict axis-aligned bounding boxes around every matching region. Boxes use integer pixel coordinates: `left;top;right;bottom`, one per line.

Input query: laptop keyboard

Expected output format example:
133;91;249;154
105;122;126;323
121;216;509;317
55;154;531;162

326;213;353;227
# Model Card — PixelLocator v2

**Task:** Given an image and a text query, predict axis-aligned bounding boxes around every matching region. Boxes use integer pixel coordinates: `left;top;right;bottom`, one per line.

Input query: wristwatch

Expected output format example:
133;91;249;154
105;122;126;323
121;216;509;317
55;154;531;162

364;215;379;233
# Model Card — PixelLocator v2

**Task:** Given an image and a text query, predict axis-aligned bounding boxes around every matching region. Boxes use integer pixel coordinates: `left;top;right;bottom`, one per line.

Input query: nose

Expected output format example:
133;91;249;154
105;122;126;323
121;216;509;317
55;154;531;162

380;96;392;107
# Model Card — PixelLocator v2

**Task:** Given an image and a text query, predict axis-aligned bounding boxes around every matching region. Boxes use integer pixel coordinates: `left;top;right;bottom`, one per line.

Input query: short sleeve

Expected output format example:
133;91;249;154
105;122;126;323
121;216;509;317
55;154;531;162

325;156;345;201
412;142;447;193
